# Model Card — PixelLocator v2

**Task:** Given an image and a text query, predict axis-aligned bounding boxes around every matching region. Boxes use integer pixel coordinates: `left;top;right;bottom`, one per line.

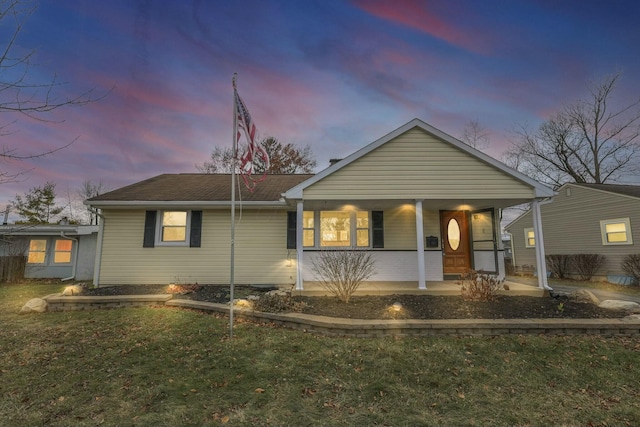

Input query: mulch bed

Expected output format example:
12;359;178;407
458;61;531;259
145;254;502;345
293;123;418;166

81;284;629;320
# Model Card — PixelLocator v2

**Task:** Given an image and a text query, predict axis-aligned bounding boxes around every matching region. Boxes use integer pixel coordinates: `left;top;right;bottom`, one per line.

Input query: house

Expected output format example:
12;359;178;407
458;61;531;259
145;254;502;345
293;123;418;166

0;224;99;281
86;118;555;290
505;183;640;282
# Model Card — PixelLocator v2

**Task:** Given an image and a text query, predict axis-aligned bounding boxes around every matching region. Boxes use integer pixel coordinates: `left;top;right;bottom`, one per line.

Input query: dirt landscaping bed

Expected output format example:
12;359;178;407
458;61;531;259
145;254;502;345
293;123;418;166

82;284;629;319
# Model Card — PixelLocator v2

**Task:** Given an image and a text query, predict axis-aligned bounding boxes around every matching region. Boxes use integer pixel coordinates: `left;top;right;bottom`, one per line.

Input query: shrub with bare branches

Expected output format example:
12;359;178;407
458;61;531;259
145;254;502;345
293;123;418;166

310;250;376;303
572;254;605;281
457;270;505;302
621;254;640;284
546;254;573;279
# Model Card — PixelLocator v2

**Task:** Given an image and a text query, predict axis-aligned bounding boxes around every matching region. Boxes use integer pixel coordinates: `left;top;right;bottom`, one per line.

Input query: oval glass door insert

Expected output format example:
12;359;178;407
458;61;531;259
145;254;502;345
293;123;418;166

447;218;461;251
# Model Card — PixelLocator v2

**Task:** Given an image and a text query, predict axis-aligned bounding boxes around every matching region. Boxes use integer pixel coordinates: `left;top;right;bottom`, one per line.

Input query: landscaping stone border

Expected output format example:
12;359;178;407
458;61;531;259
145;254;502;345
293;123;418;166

42;294;640;337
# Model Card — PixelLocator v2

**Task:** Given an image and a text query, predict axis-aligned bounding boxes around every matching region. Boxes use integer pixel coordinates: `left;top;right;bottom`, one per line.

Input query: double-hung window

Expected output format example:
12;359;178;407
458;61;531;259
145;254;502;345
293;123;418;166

287;210;383;249
143;210;202;248
524;228;535;248
27;239;47;264
600;218;633;245
160;211;188;243
54;239;73;263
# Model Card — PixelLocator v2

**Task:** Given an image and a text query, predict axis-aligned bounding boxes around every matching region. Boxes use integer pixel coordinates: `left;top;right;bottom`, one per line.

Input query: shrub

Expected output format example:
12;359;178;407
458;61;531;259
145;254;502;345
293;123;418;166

546;254;572;279
252;291;307;313
621;254;640;283
572;254;605;281
310;250;376;303
457;270;504;302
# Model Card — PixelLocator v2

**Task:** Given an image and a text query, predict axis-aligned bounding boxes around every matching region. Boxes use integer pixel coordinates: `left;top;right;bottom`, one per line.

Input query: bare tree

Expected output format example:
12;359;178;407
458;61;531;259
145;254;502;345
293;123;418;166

196;137;316;174
460;119;490;150
1;0;105;183
76;179;106;225
504;73;640;187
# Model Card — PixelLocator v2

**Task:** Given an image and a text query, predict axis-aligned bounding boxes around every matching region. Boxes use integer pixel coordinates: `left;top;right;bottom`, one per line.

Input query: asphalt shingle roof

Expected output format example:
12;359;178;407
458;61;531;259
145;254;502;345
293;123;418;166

88;174;314;203
573;183;640;199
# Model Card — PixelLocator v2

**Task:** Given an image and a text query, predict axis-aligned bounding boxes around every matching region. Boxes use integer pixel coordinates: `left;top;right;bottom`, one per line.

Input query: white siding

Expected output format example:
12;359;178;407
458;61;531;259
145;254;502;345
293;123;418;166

99;209;296;285
303;128;535;200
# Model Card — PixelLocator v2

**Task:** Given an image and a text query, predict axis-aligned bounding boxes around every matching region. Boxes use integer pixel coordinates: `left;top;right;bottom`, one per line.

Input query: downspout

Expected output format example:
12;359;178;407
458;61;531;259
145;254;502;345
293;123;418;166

92;213;105;287
60;232;79;281
532;197;554;291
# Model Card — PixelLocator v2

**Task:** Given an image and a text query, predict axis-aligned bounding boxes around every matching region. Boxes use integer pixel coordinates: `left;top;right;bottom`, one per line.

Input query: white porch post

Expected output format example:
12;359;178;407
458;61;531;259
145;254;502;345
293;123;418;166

295;200;304;290
415;199;426;289
531;199;551;290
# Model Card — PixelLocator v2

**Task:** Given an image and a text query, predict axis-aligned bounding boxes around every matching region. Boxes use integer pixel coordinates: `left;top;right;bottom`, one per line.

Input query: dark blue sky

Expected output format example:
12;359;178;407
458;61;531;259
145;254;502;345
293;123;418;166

4;0;640;219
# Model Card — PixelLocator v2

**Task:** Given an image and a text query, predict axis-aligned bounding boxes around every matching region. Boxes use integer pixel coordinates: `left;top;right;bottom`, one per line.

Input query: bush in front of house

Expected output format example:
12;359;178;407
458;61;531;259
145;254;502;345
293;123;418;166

545;254;572;279
572;254;606;281
621;254;640;284
457;270;504;302
252;290;307;313
310;249;377;303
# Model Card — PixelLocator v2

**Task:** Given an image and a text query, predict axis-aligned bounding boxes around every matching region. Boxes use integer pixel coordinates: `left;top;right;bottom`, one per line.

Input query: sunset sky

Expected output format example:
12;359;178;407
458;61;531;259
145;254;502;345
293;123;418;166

3;0;640;222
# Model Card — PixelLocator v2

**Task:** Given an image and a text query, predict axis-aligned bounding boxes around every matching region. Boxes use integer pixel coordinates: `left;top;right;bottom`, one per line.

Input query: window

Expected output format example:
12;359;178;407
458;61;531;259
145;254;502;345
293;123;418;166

27;239;47;264
54;239;73;263
287;210;383;249
160;211;188;242
524;228;535;248
303;211;314;247
600;218;633;245
143;210;202;248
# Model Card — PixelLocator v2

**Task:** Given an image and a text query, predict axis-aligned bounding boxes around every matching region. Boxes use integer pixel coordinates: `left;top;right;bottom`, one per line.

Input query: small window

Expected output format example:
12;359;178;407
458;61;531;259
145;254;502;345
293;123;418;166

303;211;314;247
158;211;189;245
600;218;633;245
356;211;369;247
524;228;535;248
54;239;73;263
27;239;47;264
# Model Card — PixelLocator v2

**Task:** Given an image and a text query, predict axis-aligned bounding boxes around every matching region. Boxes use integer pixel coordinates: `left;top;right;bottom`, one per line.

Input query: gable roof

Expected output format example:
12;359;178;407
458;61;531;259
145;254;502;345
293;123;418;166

572;183;640;200
86;173;314;207
284;118;554;199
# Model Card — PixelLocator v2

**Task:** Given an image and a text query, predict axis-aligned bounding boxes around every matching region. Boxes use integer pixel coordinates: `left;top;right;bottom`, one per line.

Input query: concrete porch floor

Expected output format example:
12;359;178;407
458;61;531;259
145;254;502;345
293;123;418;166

291;280;546;297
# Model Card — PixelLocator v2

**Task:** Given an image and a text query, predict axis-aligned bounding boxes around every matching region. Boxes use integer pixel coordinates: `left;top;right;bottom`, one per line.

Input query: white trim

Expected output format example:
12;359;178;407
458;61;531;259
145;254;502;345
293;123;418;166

524;227;535;248
599;217;633;245
284;118;555;199
295;201;304;290
155;210;191;247
415;200;426;289
85;200;287;209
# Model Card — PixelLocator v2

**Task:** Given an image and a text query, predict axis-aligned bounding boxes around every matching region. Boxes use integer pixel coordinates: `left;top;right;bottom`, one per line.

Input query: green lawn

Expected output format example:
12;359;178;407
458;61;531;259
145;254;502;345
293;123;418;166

2;282;640;426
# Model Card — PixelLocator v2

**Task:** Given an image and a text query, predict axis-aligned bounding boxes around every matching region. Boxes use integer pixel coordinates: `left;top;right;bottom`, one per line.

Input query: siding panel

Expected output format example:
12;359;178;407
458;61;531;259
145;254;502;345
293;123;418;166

507;185;640;277
304;128;534;200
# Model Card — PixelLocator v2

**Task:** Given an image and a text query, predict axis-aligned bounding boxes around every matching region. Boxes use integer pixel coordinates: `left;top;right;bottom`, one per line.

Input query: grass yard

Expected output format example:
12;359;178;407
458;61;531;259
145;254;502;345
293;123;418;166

2;283;640;426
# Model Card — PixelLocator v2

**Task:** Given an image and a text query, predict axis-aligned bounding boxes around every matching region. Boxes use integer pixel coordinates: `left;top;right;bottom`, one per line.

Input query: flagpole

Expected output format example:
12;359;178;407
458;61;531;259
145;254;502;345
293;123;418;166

230;73;238;339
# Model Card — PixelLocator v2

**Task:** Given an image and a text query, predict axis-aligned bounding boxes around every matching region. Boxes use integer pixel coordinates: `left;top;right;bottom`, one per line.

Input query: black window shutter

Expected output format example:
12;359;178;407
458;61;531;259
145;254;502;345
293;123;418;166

372;210;384;248
286;211;297;249
190;210;202;248
143;211;157;248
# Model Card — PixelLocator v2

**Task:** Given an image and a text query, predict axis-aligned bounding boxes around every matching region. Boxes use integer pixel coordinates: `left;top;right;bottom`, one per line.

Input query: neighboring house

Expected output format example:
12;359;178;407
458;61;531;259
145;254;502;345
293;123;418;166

0;224;99;281
505;183;640;281
86;118;555;290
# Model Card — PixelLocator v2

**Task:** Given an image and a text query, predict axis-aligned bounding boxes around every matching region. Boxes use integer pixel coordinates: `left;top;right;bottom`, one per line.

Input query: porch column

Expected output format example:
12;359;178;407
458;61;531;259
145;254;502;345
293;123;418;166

295;200;304;290
415;199;426;289
531;199;551;290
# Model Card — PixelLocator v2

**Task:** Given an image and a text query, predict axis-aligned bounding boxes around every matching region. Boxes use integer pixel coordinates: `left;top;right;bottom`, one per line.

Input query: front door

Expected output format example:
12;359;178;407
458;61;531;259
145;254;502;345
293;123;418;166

441;211;471;276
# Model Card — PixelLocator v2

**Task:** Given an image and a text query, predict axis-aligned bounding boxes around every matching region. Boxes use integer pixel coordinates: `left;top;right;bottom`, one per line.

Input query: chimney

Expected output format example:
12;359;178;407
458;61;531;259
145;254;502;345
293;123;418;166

329;158;342;166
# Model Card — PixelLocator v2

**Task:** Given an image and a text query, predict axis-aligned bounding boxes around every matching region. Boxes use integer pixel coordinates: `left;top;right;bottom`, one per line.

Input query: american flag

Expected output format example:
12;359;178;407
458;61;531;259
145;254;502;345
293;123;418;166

234;80;269;192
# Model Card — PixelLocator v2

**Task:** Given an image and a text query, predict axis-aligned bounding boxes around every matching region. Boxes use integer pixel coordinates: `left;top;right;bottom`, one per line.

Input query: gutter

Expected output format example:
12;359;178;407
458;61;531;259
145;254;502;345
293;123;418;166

60;232;79;282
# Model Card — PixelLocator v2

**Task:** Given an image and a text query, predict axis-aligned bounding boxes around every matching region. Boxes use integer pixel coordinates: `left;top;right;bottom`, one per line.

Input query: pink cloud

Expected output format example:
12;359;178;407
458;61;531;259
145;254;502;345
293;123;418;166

352;0;491;54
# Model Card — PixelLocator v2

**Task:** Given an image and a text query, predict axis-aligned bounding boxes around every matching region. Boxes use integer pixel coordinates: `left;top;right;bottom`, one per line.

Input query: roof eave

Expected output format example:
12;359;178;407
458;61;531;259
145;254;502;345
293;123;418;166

85;200;288;209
